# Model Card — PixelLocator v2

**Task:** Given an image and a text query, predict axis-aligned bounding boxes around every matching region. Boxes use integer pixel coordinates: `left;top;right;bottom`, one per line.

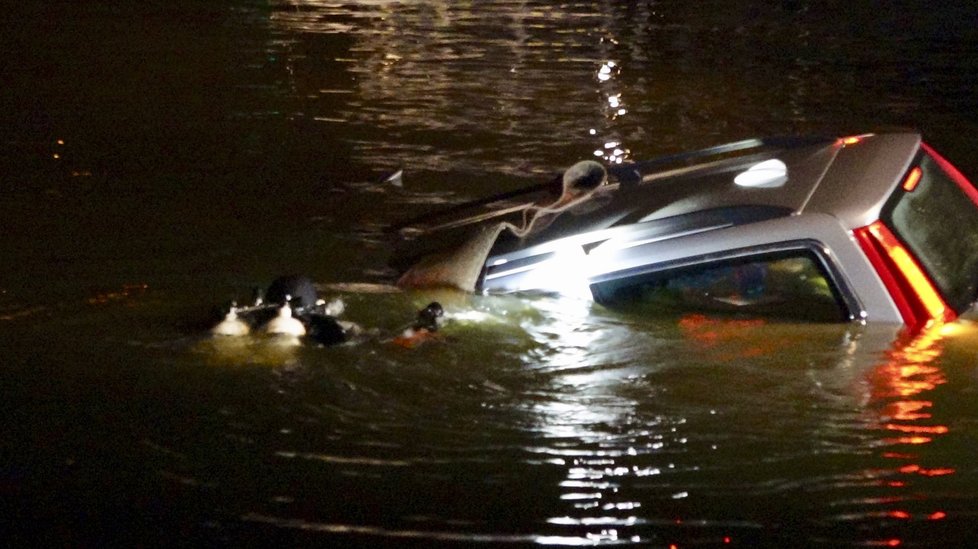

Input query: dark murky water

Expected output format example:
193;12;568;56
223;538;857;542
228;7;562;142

4;2;978;546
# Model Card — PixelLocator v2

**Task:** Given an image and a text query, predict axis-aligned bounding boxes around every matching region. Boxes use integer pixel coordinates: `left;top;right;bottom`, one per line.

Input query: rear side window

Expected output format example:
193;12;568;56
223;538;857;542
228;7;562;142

592;250;848;322
884;151;978;313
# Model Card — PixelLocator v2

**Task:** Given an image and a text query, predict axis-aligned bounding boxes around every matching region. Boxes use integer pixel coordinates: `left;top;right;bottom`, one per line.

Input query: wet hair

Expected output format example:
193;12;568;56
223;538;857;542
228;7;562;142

414;302;444;332
305;314;346;346
265;274;318;308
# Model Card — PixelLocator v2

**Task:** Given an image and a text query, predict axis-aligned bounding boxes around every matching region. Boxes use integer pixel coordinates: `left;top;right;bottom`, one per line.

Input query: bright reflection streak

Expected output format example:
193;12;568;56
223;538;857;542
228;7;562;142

518;295;653;541
597;61;617;82
593;58;630;164
871;327;946;399
861;323;953;527
196;335;302;367
519;244;592;300
884;400;932;421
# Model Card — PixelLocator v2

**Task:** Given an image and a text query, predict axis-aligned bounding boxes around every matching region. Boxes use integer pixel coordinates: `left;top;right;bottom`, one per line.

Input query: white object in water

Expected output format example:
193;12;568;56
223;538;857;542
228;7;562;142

383;169;403;187
211;308;250;337
263;304;307;336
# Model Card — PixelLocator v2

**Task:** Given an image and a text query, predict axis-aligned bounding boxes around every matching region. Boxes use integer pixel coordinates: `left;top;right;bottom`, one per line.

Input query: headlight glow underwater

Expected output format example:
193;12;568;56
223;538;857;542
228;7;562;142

515;243;594;300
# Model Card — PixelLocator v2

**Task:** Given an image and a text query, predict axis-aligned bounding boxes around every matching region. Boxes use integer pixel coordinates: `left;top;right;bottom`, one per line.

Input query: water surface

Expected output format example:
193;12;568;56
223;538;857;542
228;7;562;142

3;1;978;546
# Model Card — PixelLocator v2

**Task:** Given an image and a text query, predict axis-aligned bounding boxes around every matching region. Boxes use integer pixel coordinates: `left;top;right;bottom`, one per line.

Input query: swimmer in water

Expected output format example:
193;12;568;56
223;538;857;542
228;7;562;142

210;274;350;346
392;302;444;348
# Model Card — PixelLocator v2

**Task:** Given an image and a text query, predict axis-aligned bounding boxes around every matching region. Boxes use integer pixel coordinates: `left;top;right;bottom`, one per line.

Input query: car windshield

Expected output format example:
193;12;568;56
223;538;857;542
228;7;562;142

884;151;978;313
592;249;849;323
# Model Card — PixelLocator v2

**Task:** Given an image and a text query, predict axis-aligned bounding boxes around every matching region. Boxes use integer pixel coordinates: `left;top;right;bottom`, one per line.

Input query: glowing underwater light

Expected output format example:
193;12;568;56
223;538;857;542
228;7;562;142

521;243;593;300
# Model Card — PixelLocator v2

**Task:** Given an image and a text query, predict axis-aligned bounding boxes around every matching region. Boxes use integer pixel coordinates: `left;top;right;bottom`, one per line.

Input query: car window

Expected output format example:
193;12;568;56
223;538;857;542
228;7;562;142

884;152;978;313
593;250;848;322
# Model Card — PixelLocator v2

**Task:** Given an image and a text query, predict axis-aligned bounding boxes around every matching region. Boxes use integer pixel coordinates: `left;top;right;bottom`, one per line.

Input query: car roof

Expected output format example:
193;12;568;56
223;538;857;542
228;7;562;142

804;132;920;228
495;132;921;254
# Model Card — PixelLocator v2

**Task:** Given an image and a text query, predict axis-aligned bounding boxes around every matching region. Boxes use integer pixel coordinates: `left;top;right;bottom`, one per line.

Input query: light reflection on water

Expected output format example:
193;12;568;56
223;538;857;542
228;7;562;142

5;266;978;546
191;287;967;546
266;1;674;180
5;1;978;546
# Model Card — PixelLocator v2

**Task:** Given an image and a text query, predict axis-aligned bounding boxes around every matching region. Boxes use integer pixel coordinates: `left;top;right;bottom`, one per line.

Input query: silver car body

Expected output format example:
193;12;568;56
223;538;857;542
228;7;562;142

395;132;978;329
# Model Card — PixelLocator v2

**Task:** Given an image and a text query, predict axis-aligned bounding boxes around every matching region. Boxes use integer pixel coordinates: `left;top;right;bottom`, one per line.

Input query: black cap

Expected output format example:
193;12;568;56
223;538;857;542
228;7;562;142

414;302;444;332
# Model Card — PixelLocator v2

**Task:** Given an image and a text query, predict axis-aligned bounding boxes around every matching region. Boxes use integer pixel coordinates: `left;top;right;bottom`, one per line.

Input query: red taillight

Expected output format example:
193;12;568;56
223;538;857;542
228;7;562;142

854;221;954;330
901;166;923;192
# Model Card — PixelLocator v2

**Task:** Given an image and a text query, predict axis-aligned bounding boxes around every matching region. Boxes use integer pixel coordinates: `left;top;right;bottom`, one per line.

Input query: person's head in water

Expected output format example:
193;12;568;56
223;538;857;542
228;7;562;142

414;302;444;332
265;274;318;308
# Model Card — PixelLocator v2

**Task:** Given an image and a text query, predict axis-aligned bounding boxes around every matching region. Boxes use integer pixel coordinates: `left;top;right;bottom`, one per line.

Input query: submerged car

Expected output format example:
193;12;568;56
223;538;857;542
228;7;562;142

391;132;978;330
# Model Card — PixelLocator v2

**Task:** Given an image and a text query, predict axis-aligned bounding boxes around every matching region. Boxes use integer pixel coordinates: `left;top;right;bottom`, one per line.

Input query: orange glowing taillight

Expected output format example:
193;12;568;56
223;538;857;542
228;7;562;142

901;166;923;192
853;221;954;330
